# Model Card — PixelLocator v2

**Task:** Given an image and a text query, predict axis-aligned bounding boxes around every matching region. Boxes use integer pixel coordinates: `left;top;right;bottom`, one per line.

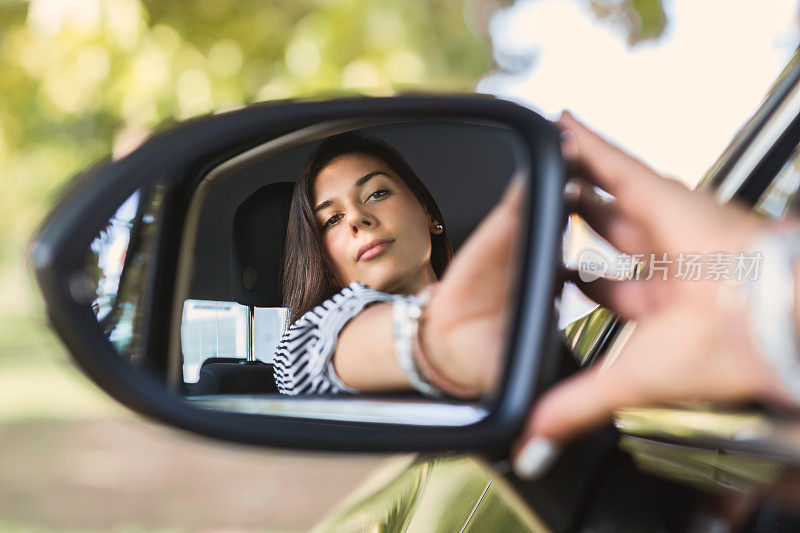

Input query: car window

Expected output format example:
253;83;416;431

180;300;289;382
754;142;800;218
702;48;800;196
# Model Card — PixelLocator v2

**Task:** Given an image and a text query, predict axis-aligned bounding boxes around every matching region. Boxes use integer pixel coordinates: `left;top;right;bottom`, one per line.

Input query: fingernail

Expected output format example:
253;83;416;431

563;179;581;203
512;438;560;480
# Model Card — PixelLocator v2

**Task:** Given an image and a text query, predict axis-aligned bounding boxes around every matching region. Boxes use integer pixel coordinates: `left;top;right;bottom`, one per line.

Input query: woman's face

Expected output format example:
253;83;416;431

312;153;441;294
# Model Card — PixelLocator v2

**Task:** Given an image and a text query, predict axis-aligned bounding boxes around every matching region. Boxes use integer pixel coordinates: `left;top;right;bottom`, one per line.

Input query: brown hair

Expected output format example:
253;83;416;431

282;131;453;323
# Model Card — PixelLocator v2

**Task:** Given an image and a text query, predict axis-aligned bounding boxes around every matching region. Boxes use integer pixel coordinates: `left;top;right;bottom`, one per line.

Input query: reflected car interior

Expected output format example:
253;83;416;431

161;119;528;423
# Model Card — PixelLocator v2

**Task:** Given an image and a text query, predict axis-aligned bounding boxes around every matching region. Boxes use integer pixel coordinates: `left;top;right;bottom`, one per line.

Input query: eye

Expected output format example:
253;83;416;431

323;213;342;229
367;188;390;201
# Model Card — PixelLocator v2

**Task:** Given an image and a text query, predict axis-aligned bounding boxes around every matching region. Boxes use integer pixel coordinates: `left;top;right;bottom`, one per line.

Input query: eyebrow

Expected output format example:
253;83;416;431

313;171;389;214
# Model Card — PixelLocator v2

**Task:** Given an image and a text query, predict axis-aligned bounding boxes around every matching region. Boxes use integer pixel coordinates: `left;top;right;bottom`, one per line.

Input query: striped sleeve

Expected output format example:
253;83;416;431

273;281;402;395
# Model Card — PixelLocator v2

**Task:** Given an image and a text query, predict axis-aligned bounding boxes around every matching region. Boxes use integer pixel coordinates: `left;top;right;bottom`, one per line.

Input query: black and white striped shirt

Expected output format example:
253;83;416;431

273;282;402;395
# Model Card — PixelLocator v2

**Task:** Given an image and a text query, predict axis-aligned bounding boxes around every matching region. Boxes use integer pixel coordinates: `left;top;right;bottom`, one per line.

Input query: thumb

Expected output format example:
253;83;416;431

511;366;620;479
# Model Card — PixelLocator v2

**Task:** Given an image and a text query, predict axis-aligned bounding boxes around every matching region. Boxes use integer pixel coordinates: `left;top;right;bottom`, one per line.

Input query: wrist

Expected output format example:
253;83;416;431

418;289;450;375
417;286;484;399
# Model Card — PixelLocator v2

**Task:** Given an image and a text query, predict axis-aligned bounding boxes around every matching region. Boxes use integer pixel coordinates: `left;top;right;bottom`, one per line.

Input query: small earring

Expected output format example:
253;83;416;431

433;223;443;233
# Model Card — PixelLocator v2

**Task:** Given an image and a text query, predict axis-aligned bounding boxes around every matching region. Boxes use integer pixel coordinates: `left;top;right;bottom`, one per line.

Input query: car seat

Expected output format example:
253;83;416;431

190;181;295;395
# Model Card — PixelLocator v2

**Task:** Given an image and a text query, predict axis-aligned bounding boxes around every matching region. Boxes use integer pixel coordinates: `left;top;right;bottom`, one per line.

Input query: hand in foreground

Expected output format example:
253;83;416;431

513;111;794;479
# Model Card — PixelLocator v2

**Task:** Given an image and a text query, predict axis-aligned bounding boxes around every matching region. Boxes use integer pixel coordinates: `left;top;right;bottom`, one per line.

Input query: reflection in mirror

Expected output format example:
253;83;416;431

84;120;530;427
173;121;528;425
86;183;165;365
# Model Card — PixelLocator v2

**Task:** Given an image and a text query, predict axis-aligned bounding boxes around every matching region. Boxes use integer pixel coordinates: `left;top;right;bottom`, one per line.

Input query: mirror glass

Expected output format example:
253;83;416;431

84;119;530;426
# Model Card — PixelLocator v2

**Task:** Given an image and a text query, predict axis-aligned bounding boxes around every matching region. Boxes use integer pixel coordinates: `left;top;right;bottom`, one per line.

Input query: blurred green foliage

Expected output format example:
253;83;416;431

591;0;667;45
0;0;669;269
0;0;494;267
0;0;668;368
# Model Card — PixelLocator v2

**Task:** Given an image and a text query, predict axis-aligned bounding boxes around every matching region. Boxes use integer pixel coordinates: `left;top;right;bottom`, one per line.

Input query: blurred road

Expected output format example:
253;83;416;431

0;417;388;531
0;265;389;531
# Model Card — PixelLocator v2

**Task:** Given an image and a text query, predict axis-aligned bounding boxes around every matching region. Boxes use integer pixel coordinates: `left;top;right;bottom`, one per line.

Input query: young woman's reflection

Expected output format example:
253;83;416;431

274;132;522;398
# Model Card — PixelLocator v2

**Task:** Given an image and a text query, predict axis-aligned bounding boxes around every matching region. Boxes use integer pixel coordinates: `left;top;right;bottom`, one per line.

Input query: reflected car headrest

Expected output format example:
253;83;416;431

230;181;295;307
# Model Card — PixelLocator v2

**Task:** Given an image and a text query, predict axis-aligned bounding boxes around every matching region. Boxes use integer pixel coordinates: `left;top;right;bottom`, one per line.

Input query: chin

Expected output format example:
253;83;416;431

357;268;405;293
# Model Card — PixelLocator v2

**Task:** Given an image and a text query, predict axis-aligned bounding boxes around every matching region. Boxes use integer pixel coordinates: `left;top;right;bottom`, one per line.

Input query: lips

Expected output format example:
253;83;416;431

357;239;394;262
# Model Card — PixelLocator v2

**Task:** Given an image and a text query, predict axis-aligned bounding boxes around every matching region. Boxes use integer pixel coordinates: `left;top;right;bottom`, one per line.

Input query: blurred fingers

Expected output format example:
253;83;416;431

511;309;676;479
568;275;653;319
512;364;619;478
512;307;704;479
557;111;685;226
513;304;767;481
565;179;650;255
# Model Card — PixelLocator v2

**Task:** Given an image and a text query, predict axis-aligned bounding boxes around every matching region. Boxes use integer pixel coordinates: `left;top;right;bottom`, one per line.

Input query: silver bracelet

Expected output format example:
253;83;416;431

392;292;443;398
742;225;800;404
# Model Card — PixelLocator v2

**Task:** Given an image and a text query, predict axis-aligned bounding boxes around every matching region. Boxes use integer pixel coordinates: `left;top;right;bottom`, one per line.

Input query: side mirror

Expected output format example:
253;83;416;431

31;95;565;454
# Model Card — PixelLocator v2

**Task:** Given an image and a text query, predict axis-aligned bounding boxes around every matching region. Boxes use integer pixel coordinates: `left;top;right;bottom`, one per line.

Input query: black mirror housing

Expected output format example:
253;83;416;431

31;95;565;455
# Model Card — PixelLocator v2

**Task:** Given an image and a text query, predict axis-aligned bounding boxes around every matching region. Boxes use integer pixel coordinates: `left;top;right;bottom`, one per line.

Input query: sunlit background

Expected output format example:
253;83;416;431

481;0;799;184
0;0;798;529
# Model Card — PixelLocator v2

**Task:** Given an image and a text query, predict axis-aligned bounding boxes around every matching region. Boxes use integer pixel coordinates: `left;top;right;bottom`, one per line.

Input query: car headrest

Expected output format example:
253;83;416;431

230;181;295;307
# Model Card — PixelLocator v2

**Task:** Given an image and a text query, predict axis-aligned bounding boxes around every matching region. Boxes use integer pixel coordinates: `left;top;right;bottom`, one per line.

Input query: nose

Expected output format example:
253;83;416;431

346;207;375;234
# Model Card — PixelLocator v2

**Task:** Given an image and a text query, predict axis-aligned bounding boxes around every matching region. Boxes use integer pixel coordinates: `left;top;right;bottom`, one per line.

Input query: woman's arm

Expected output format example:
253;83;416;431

332;301;408;392
331;177;526;397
